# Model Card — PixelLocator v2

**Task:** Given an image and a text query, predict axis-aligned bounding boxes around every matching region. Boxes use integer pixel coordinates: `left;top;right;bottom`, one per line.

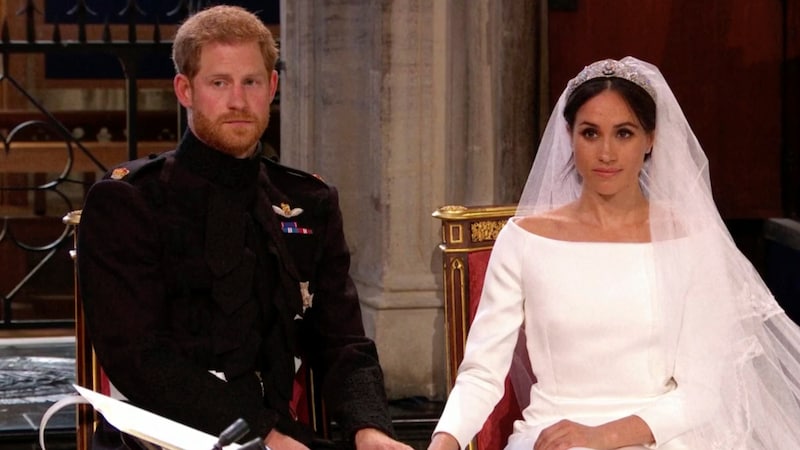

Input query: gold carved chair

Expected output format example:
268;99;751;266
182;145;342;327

433;205;533;450
63;210;328;450
63;210;97;450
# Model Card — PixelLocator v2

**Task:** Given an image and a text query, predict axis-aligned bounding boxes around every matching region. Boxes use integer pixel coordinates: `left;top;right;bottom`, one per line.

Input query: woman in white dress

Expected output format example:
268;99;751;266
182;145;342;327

428;57;800;450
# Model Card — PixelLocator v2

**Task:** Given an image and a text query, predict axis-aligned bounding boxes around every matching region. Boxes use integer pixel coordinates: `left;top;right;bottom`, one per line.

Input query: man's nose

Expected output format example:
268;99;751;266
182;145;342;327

228;83;247;109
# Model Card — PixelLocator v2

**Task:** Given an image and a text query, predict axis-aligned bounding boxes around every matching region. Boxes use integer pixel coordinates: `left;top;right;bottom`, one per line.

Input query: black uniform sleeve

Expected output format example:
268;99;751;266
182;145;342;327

299;186;395;439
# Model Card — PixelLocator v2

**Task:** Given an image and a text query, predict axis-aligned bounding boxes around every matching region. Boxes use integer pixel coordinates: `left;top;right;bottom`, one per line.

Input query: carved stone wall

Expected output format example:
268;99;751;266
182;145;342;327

280;0;543;399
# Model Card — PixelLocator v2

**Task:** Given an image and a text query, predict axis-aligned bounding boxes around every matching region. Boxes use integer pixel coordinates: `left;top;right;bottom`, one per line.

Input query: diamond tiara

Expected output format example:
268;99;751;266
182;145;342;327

566;59;656;100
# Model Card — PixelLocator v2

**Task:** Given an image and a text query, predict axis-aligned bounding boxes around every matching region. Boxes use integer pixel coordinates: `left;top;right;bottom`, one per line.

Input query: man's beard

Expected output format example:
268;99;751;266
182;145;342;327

191;109;269;158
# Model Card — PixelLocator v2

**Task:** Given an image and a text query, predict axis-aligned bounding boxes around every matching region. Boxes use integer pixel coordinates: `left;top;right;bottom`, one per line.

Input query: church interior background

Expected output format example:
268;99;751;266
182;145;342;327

0;0;798;448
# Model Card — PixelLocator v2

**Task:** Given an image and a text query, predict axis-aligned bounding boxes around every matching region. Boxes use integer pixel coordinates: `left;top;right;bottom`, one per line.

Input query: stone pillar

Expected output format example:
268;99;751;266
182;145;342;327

280;0;542;399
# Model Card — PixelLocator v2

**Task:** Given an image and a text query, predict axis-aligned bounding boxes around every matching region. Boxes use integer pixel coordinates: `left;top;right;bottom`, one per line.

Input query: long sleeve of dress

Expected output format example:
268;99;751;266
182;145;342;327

433;226;525;450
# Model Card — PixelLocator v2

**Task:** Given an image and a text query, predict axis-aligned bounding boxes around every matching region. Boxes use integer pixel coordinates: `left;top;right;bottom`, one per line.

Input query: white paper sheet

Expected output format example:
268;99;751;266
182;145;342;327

71;384;242;450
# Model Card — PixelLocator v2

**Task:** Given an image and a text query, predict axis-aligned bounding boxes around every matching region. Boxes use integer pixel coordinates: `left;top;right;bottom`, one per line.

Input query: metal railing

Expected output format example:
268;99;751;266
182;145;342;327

0;0;202;328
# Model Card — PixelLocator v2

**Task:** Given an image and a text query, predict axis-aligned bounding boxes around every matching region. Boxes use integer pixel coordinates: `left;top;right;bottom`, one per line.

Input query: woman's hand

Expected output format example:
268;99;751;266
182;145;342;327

534;415;654;450
534;419;606;450
427;432;460;450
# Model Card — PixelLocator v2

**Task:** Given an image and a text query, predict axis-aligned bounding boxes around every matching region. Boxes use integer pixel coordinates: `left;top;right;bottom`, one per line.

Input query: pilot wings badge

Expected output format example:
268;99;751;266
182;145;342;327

273;202;304;218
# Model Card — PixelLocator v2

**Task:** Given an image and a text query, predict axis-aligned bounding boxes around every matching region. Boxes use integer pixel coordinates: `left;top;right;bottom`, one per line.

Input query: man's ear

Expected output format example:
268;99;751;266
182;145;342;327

268;70;279;102
174;74;193;108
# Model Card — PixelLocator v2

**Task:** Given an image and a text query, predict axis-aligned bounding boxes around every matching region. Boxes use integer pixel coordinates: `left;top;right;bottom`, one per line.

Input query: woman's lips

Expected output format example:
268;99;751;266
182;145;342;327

593;168;621;178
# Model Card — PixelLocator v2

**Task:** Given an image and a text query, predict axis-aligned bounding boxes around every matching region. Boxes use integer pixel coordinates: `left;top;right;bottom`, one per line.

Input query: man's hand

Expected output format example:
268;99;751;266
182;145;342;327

534;419;606;450
265;429;310;450
354;427;414;450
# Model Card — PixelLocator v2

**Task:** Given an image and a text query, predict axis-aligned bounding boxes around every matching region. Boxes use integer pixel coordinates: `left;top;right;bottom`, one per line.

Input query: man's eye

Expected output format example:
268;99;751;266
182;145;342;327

245;78;266;87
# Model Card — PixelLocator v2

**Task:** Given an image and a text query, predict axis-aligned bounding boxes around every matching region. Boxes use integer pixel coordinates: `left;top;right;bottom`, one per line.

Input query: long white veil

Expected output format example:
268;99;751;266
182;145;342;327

515;57;800;448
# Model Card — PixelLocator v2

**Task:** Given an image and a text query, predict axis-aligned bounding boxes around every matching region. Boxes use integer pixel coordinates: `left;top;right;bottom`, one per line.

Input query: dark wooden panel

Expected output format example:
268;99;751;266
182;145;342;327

549;0;784;218
785;0;800;218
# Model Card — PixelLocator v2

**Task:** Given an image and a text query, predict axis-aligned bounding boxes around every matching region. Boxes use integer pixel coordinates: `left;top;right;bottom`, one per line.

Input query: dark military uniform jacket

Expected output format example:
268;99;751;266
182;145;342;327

78;131;394;446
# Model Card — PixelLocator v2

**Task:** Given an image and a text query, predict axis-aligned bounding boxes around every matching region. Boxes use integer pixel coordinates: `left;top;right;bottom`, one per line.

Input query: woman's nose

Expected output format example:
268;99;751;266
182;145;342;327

598;140;615;163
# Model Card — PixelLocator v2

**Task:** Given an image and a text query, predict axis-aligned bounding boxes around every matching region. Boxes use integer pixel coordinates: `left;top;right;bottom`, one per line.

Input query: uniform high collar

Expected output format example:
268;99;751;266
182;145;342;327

175;131;263;189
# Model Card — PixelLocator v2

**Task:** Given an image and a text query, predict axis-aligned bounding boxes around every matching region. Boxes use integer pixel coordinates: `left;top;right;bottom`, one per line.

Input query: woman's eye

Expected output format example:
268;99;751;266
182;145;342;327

581;129;598;139
617;129;633;138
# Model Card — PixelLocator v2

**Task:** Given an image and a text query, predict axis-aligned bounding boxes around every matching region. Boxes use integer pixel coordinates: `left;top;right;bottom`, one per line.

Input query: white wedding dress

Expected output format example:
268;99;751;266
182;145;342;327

434;219;720;450
434;57;800;450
